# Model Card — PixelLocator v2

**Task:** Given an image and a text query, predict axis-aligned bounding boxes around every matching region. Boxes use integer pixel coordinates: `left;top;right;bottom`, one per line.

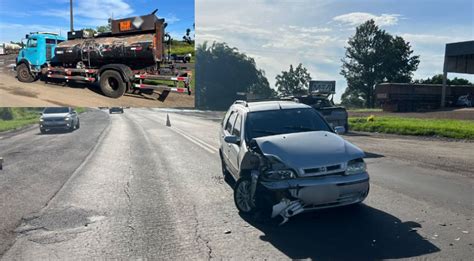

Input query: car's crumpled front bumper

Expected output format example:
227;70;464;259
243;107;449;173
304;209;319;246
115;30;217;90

259;172;369;224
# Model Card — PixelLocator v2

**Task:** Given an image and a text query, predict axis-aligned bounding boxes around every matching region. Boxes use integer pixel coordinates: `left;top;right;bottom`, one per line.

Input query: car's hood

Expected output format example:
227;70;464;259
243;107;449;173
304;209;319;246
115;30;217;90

254;131;364;171
42;113;69;118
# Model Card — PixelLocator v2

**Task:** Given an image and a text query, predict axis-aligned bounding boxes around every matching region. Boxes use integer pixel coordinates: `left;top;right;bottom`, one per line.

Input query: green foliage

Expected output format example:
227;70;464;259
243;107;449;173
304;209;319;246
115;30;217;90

341;20;420;108
349;116;474;139
341;88;365;109
275;63;311;96
413;74;473;85
196;42;275;109
0;108;42;132
96;25;111;33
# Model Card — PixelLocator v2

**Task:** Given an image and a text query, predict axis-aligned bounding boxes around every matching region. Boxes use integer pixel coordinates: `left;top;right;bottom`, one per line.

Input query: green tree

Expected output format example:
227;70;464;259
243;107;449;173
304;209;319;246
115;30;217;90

275;63;312;96
96;24;111;33
196;42;275;109
413;74;473;85
341;20;420;108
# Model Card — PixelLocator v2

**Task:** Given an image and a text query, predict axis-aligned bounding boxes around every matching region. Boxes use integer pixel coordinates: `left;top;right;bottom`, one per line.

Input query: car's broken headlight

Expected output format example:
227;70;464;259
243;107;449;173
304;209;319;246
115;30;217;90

263;155;296;180
346;158;366;175
264;169;296;180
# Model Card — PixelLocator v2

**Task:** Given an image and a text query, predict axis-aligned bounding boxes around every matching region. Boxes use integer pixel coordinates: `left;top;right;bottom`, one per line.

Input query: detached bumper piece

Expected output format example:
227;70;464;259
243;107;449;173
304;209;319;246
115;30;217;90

264;174;369;225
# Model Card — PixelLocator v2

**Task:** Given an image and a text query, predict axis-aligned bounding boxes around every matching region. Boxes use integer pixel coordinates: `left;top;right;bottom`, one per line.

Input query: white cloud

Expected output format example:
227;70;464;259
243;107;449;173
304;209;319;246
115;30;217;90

163;14;181;24
333;12;401;26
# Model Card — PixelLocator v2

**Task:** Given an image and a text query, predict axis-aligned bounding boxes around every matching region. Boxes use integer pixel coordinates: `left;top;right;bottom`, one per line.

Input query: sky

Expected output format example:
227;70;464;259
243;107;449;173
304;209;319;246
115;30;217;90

196;0;474;102
0;0;194;43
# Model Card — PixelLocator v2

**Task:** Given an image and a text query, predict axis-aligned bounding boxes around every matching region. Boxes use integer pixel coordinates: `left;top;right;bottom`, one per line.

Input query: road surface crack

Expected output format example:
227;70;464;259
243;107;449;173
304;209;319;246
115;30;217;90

192;205;213;260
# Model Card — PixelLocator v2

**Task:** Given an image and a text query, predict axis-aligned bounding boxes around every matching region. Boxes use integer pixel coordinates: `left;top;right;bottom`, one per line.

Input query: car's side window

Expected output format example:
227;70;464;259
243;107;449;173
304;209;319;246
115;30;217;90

225;112;237;134
232;113;242;138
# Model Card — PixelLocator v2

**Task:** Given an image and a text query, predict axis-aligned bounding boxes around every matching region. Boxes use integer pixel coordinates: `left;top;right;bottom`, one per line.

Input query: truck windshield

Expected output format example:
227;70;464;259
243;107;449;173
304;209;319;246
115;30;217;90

245;108;331;141
43;107;69;114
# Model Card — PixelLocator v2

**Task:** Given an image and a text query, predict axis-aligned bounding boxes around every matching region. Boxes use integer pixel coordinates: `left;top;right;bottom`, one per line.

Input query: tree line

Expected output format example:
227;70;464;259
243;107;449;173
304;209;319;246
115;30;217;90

196;19;472;110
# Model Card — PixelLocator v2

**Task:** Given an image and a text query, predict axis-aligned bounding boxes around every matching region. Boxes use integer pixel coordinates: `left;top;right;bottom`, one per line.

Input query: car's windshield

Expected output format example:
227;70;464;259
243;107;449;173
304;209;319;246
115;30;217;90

43;107;69;114
245;108;331;141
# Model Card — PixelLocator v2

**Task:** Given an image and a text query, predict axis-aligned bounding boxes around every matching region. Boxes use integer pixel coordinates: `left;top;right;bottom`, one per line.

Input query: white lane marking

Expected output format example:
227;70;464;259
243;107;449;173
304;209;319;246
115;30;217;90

171;126;218;154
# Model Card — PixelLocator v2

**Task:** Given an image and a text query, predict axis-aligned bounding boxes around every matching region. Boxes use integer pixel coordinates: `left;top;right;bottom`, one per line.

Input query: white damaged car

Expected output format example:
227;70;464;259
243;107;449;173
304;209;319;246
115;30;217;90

219;100;369;224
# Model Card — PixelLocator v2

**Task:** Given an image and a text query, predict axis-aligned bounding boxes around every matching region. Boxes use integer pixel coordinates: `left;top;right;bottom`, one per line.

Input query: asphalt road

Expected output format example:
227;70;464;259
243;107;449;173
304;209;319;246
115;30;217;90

0;54;194;108
1;109;472;260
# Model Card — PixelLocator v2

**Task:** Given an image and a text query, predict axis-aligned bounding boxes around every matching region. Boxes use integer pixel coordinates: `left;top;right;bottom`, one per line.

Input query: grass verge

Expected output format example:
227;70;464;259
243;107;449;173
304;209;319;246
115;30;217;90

0;107;86;132
349;116;474;140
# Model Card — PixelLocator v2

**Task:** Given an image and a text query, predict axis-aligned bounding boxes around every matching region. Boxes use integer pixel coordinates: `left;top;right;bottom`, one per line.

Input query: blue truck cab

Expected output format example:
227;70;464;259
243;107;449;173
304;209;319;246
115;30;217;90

16;32;66;82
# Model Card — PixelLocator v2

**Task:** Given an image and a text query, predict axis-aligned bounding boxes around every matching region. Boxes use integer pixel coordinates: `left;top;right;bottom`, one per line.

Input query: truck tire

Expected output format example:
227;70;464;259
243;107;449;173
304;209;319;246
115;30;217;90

100;70;126;98
17;63;35;83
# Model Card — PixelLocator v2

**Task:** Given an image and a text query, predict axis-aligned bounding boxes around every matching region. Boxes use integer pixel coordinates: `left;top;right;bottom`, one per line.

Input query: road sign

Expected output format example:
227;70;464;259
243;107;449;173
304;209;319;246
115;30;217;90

309;80;336;94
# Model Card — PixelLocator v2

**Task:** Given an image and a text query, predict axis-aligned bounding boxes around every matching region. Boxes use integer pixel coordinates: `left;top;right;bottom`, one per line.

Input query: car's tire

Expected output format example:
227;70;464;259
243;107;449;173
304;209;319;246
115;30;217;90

76;119;80;129
100;70;126;98
17;63;35;83
40;128;47;134
234;177;258;215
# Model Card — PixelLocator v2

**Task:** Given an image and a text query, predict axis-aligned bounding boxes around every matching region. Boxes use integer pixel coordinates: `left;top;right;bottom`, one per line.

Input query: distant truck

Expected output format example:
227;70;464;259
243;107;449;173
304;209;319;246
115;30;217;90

376;83;474;112
0;43;21;55
15;11;192;101
292;81;349;132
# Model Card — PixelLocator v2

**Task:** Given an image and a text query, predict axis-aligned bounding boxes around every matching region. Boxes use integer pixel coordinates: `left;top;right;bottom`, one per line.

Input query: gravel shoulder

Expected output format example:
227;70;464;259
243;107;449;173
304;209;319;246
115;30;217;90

0;55;194;108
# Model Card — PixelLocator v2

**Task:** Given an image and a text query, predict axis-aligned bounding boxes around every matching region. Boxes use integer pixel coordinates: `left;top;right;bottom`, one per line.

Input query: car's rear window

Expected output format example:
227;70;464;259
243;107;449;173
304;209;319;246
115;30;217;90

245;108;331;141
43;107;69;114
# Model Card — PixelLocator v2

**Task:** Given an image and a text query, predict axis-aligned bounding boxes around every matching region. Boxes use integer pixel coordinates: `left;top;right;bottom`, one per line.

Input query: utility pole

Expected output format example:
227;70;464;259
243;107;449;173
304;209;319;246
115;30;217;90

70;0;74;32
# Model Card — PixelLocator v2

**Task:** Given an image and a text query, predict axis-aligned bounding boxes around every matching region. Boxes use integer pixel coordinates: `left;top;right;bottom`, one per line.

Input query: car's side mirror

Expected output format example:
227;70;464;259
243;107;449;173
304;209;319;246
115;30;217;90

224;135;241;145
334;126;345;135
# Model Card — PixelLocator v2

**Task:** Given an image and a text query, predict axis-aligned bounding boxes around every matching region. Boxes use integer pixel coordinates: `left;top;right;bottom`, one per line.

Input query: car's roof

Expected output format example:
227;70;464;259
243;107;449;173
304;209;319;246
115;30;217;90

235;100;311;112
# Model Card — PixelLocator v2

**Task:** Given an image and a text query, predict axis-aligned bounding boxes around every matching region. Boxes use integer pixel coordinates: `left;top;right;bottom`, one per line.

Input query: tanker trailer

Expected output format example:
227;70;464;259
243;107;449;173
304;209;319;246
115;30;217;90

16;10;192;101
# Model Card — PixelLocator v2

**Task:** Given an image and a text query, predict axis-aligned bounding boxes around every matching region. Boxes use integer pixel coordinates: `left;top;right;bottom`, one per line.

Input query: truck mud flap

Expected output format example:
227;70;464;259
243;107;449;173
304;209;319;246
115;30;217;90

158;90;170;102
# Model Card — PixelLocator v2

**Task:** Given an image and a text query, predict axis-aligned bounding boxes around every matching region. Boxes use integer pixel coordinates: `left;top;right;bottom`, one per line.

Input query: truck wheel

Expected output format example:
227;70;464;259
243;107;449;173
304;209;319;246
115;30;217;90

100;70;126;98
17;63;35;83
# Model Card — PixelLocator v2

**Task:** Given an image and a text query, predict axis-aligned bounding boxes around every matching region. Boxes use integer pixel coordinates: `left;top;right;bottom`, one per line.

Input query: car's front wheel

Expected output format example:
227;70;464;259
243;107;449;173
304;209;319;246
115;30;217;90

40;128;47;134
76;119;80;129
234;178;258;214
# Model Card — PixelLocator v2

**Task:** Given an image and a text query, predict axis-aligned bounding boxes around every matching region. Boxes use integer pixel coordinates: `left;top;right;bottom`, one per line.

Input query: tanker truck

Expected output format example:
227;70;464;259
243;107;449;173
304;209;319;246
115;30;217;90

0;43;22;55
15;10;192;101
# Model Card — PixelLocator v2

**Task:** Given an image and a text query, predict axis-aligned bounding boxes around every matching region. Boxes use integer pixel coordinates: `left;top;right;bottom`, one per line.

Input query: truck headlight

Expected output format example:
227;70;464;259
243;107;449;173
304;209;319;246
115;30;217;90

346;158;366;175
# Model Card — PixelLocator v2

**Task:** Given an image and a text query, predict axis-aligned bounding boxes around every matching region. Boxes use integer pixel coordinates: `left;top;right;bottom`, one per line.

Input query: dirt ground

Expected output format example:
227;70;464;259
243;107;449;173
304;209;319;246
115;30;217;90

349;108;474;120
0;54;194;108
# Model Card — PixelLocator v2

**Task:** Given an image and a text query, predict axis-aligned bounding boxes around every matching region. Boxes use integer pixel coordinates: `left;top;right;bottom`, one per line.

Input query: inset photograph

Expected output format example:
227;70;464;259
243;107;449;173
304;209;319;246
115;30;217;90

0;0;194;107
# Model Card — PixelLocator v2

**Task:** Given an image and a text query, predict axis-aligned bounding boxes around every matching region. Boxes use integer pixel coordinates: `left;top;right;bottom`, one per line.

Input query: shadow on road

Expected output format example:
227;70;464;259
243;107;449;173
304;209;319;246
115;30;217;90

241;204;439;260
36;129;74;135
364;151;385;158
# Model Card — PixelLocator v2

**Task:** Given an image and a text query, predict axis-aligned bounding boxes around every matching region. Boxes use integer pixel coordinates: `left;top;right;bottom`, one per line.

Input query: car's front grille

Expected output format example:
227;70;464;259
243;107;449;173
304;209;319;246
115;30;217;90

303;164;343;176
43;118;65;122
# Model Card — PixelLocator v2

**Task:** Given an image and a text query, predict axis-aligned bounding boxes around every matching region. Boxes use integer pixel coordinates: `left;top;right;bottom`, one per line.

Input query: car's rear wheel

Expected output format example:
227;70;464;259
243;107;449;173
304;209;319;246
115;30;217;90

17;63;35;83
234;178;258;214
